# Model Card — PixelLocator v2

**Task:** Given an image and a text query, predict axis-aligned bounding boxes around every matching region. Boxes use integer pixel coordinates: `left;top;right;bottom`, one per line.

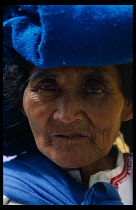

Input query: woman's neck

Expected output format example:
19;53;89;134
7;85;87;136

79;146;118;189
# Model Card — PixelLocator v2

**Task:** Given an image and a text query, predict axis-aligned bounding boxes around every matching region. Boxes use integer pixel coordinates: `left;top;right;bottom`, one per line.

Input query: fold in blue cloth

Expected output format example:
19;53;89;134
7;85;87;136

4;150;123;205
3;5;132;69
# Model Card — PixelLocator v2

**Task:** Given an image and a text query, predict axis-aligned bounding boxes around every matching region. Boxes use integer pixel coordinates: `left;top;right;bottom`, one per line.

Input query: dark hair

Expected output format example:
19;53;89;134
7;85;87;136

3;50;37;155
3;51;133;155
115;62;133;152
116;62;133;103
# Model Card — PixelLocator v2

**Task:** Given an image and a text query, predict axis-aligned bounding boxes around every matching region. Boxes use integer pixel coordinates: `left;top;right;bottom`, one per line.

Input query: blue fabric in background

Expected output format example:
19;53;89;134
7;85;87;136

4;150;123;205
3;5;133;69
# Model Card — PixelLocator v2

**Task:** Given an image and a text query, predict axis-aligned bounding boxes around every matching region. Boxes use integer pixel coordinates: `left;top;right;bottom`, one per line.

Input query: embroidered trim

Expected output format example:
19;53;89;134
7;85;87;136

110;154;132;189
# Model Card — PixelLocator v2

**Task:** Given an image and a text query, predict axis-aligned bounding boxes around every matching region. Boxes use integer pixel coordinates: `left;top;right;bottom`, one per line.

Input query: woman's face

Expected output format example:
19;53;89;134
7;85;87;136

23;66;132;168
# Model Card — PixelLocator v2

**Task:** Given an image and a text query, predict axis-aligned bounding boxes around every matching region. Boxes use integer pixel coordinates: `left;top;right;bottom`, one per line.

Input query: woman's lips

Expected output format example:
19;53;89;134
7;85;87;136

53;134;88;140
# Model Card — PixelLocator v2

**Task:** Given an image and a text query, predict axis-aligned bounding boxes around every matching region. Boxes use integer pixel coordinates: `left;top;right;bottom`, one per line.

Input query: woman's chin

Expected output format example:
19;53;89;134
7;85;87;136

46;151;92;169
38;140;99;169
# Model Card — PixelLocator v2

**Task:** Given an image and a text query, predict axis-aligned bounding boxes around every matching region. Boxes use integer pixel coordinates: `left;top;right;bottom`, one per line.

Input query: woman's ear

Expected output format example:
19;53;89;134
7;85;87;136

121;101;133;122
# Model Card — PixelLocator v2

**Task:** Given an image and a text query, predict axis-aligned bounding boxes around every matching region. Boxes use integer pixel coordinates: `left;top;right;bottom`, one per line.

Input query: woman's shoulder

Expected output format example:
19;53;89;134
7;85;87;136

88;151;133;205
116;152;133;205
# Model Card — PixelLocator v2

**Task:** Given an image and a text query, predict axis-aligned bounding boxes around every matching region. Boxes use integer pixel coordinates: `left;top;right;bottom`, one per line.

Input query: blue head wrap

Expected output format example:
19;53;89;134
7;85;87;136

3;5;133;69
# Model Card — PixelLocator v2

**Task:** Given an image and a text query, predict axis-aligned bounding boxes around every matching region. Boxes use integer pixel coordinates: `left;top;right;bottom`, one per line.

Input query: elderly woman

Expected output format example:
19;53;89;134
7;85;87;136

3;5;133;205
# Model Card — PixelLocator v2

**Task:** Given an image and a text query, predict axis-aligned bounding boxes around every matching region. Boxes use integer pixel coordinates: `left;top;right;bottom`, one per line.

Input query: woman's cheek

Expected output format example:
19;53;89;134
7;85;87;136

23;89;50;116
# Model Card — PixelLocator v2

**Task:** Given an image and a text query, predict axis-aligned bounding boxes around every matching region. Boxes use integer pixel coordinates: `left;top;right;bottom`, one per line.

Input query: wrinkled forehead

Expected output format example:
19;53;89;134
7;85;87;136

29;65;120;82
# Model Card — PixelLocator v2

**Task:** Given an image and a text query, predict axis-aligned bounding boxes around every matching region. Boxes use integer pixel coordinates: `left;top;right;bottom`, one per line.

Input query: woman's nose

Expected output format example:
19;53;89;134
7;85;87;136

53;95;84;124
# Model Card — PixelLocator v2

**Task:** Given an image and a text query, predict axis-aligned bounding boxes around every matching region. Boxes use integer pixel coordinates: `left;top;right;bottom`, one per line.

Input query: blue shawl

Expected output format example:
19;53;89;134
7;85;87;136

3;150;123;205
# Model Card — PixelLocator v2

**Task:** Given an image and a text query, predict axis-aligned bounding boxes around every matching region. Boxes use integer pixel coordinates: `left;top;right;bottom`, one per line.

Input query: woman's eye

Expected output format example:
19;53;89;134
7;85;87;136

39;84;55;91
87;87;103;94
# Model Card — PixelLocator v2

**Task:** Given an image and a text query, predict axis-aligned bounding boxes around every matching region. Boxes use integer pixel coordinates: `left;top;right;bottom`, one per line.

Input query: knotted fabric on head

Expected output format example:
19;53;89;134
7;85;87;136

3;5;133;69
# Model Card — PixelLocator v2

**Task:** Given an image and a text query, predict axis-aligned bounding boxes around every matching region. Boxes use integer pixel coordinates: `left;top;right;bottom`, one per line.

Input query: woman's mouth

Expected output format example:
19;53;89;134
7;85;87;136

53;134;88;140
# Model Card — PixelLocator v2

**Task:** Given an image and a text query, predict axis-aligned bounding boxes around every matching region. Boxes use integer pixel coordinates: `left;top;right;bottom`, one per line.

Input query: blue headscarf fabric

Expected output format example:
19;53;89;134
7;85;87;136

4;150;123;205
3;5;133;69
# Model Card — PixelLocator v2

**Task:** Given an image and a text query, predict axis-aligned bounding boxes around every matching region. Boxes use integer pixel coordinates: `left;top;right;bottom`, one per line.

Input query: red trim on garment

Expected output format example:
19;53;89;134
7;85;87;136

110;154;132;189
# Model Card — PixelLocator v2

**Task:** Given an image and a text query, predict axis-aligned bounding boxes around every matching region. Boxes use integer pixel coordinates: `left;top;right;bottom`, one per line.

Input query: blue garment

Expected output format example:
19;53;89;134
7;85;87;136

4;150;123;205
3;5;132;69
